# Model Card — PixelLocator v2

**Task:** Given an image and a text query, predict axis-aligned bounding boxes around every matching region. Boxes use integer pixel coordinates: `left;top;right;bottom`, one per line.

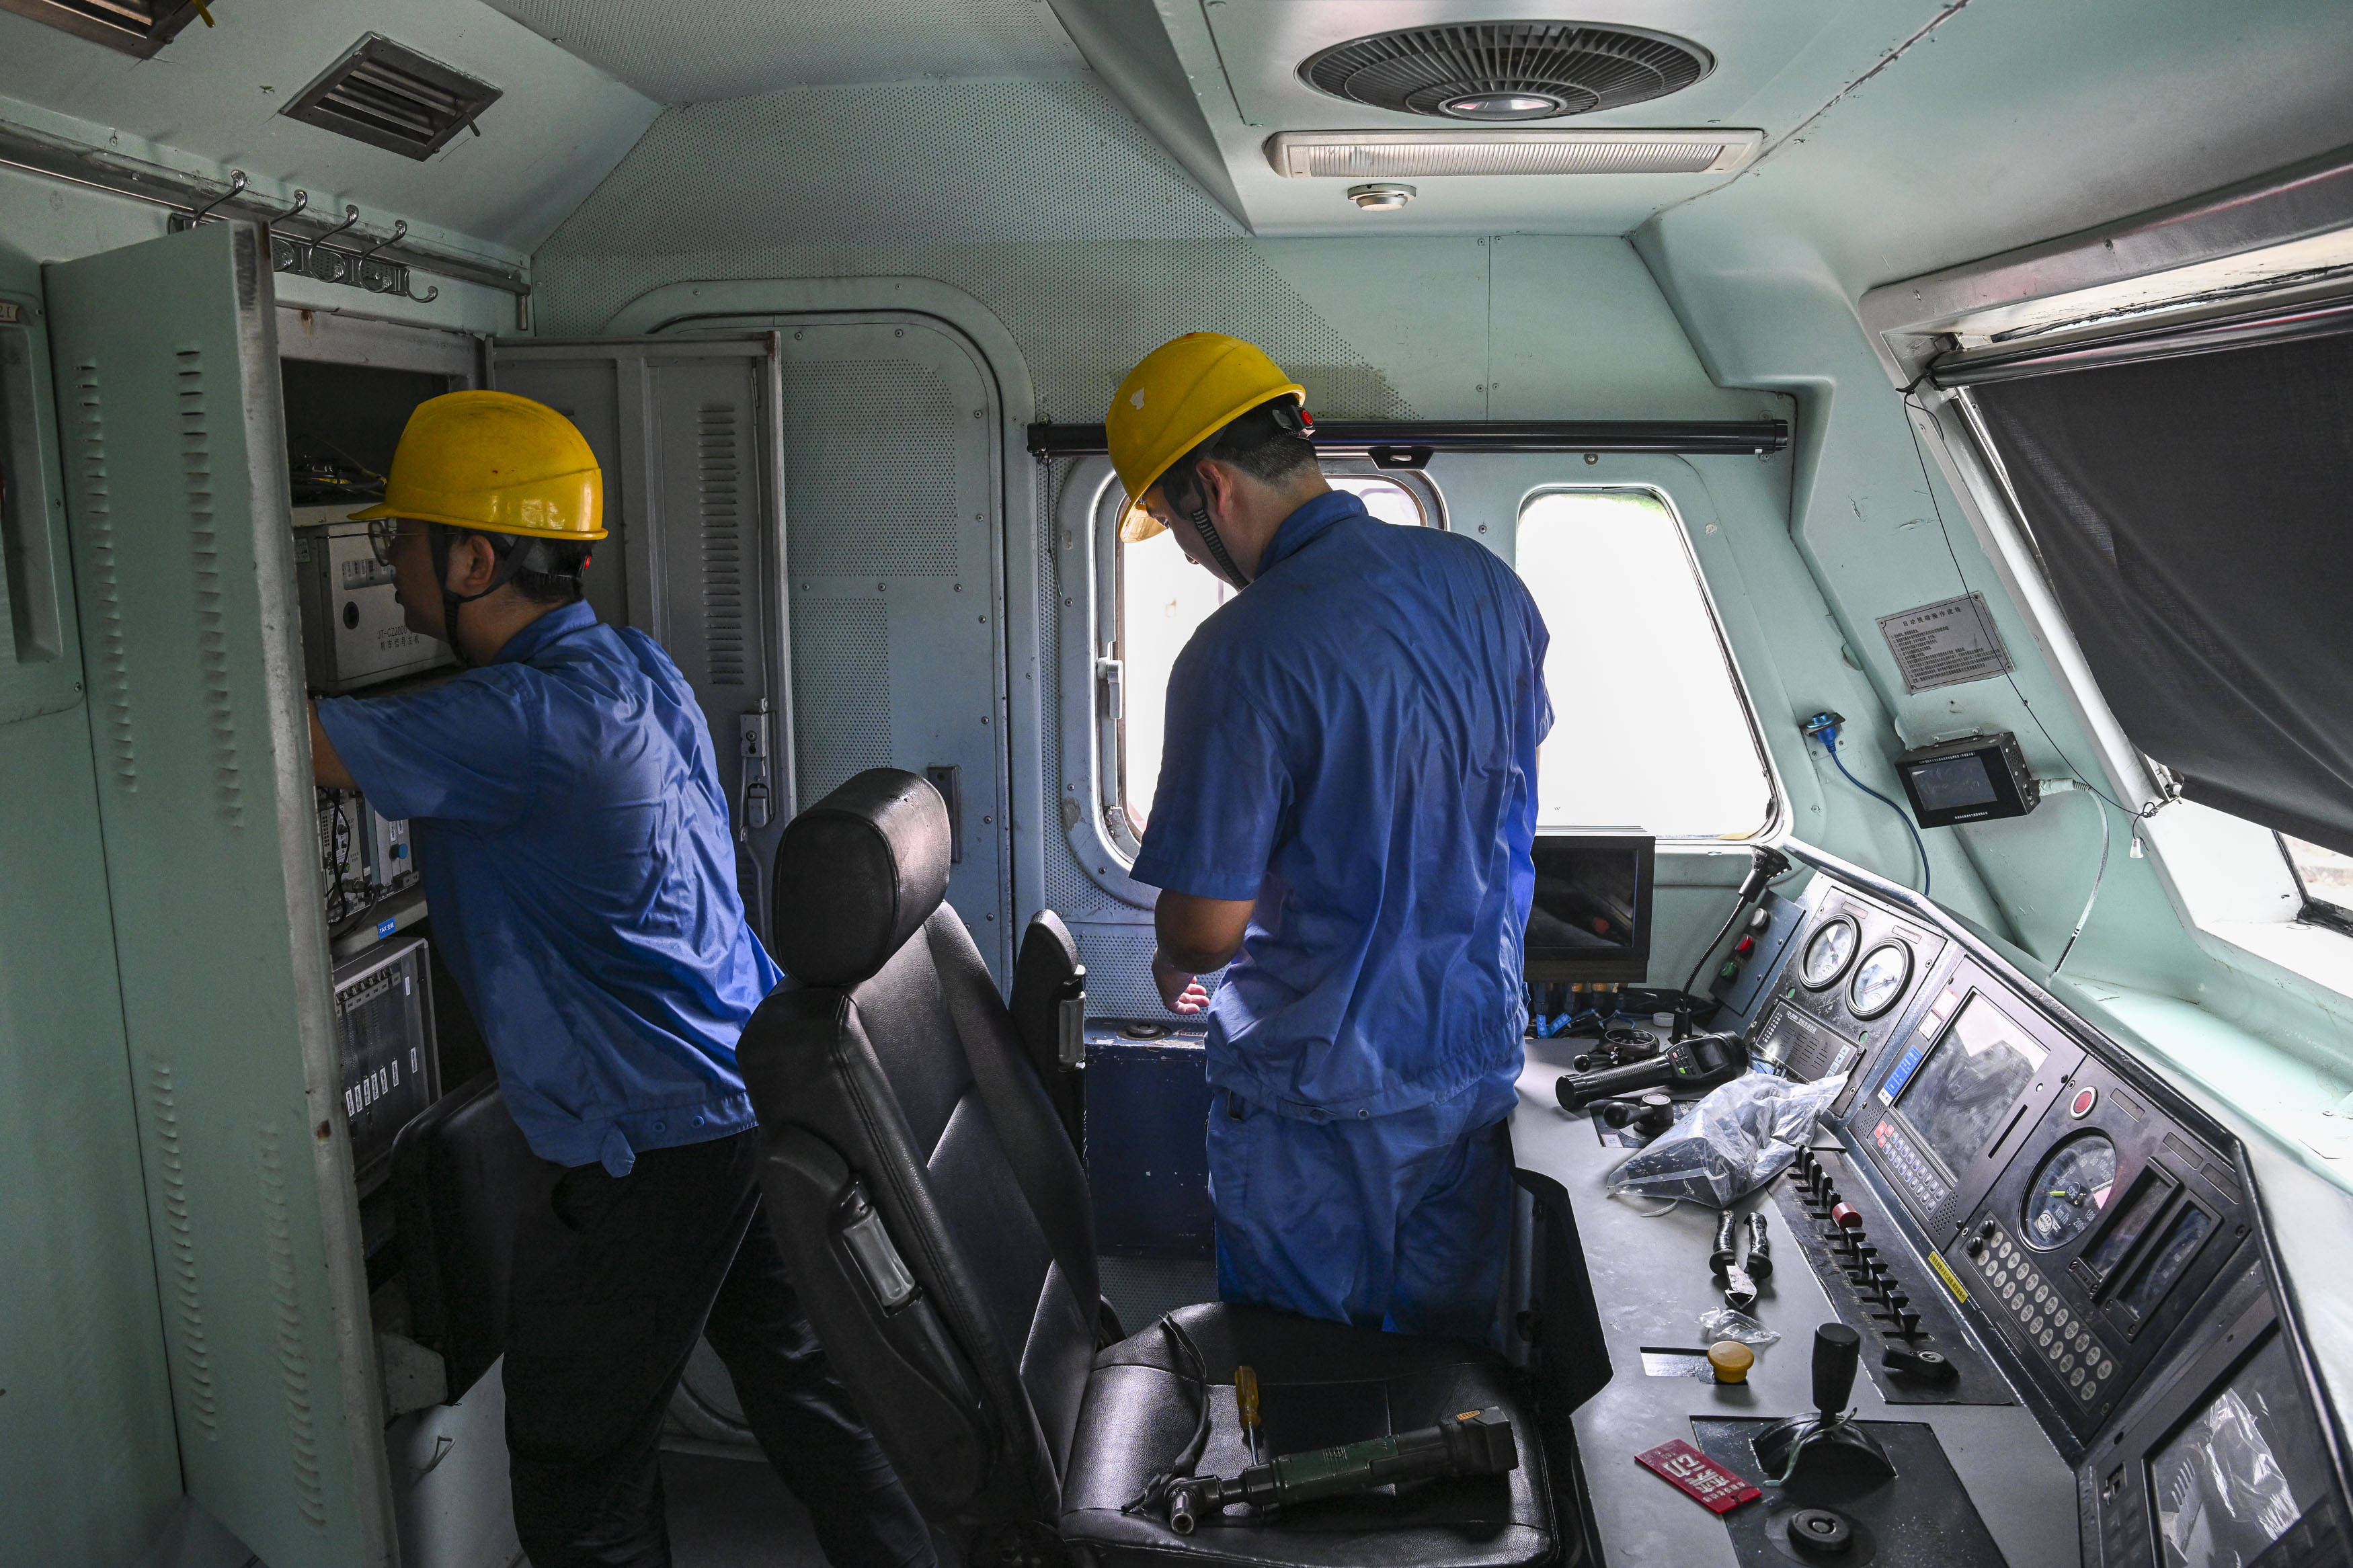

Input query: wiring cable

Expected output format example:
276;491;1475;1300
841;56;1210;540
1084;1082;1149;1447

1805;714;1931;897
2050;784;2114;975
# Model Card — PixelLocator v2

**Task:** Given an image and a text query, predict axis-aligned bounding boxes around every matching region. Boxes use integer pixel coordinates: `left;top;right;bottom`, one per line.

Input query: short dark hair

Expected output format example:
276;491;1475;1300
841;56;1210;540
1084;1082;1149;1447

432;523;592;606
1162;396;1316;508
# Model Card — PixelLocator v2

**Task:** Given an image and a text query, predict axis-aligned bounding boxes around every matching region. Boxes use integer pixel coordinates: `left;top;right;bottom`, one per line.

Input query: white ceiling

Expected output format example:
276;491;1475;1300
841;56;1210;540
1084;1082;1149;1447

0;0;657;257
477;0;1086;104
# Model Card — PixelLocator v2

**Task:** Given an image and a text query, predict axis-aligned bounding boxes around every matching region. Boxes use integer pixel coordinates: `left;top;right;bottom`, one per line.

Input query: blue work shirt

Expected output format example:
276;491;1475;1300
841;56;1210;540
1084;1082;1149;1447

1128;490;1552;1122
317;601;781;1175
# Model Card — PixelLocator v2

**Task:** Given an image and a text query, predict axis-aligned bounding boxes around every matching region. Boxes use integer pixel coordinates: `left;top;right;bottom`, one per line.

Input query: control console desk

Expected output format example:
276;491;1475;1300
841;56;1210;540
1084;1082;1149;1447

1511;843;2352;1568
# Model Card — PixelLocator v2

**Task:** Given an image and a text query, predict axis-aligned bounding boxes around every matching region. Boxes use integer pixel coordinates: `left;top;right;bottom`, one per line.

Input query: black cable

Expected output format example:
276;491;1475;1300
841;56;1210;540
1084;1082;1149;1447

1121;1315;1215;1517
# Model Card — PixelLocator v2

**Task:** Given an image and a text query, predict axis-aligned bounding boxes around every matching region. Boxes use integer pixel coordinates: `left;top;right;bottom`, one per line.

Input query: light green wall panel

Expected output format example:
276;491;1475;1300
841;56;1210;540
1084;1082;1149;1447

48;221;393;1568
0;699;182;1567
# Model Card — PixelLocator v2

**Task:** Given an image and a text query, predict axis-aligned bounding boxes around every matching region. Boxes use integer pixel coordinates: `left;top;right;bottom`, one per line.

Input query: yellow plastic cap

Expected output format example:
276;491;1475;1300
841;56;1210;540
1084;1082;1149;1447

350;390;606;542
1107;333;1304;543
1708;1341;1755;1384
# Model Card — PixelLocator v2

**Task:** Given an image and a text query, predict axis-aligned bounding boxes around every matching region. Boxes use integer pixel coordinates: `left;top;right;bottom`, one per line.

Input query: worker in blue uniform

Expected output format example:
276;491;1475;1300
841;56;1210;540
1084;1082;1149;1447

309;392;932;1568
1108;335;1552;1343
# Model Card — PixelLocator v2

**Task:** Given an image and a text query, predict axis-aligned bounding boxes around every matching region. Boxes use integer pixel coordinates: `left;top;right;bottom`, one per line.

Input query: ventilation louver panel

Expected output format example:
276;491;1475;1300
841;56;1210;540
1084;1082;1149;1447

1302;21;1712;120
282;34;503;162
0;0;205;57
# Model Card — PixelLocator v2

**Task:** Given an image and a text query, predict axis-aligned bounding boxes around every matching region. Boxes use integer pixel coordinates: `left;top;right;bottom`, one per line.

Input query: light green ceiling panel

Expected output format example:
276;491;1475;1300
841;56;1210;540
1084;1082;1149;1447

483;0;1086;103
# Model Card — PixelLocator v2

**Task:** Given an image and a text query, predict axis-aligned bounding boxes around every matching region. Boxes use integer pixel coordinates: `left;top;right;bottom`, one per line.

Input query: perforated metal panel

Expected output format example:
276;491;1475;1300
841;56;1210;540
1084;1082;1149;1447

792;597;892;802
779;359;962;577
534;77;1415;423
780;317;1012;974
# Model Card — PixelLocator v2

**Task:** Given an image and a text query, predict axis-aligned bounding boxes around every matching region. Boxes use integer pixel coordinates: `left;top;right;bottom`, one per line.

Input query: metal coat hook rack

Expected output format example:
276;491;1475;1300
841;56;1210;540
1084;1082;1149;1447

171;170;441;304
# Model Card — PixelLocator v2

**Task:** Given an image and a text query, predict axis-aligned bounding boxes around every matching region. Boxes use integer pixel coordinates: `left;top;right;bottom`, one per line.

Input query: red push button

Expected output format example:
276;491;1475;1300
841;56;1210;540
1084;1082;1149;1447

2069;1087;2098;1118
1734;936;1756;956
1831;1202;1864;1230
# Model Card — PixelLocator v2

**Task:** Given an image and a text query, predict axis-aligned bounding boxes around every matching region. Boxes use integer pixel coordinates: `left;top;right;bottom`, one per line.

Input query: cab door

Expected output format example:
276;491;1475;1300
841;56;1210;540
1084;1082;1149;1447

493;317;1012;975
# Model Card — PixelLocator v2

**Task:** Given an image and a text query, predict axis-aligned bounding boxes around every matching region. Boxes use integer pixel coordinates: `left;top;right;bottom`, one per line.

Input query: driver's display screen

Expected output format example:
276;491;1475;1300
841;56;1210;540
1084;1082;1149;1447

2151;1335;2317;1568
1895;993;2047;1177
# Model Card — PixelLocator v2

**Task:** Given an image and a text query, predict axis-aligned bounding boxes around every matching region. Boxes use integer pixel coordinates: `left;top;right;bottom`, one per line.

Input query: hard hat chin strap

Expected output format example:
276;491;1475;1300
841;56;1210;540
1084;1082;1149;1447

1183;499;1254;590
430;527;577;668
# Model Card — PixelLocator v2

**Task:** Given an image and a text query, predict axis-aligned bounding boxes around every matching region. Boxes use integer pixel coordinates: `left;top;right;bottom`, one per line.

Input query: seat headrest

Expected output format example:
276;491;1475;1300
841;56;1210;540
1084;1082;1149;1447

771;768;952;987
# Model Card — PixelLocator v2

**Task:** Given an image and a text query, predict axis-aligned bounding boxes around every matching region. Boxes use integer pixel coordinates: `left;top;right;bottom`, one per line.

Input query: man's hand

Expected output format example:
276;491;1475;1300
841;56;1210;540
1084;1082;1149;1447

1153;950;1212;1015
1152;890;1253;1014
309;698;356;790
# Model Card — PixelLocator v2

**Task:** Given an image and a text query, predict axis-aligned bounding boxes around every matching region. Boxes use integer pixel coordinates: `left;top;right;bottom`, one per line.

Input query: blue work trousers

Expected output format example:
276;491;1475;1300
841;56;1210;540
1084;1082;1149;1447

1207;1074;1519;1344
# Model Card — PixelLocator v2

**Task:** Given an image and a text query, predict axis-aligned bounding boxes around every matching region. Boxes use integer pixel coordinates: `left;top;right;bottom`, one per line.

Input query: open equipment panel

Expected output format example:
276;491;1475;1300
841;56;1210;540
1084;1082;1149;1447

1750;847;2352;1567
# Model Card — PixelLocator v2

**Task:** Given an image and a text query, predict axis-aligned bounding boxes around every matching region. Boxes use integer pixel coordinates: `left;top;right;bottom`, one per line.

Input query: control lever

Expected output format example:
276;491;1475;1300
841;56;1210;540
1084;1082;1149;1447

1753;1325;1898;1492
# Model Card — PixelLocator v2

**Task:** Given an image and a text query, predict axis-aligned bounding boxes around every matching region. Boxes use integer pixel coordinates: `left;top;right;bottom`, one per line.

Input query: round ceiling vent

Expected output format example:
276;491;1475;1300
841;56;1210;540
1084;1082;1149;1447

1300;21;1713;121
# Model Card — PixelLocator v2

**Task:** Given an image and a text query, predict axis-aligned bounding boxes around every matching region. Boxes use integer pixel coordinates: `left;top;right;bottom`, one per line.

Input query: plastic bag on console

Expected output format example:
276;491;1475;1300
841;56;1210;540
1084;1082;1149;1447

1605;1069;1847;1208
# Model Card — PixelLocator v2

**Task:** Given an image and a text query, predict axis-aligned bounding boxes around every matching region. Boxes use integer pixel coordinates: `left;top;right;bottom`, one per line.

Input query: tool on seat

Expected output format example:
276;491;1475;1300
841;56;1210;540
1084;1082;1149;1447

1234;1364;1263;1466
1161;1407;1518;1534
1753;1324;1898;1491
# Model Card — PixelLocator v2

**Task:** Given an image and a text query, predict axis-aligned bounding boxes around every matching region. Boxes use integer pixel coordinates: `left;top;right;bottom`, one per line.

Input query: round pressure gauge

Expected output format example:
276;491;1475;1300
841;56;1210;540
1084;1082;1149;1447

1800;917;1860;989
2022;1132;2118;1250
1847;940;1913;1019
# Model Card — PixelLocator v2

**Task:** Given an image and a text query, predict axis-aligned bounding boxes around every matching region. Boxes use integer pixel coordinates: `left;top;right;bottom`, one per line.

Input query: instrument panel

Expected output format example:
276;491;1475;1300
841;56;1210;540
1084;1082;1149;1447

1749;854;2350;1567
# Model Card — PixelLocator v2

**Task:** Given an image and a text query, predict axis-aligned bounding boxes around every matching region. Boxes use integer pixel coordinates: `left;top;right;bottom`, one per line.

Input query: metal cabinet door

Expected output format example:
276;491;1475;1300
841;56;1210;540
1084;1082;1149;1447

46;220;396;1568
487;335;793;940
778;315;1011;976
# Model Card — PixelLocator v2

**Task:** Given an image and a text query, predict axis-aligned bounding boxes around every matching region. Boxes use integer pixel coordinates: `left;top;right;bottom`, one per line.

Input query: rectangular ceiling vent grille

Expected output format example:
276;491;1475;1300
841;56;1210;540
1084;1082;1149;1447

0;0;204;56
282;34;503;162
1267;130;1761;180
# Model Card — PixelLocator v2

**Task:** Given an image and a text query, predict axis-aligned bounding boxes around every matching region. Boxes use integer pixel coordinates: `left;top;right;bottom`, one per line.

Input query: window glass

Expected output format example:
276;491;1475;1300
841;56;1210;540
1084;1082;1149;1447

1116;474;1423;833
1514;490;1774;837
2282;834;2353;923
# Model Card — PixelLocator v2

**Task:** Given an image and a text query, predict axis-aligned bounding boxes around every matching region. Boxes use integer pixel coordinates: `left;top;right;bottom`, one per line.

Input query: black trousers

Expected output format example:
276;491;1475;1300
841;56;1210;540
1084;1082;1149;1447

504;1128;935;1568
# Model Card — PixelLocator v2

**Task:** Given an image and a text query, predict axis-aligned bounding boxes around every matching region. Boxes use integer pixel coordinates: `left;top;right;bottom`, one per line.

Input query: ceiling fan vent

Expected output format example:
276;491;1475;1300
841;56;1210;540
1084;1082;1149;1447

282;34;504;162
1300;21;1712;121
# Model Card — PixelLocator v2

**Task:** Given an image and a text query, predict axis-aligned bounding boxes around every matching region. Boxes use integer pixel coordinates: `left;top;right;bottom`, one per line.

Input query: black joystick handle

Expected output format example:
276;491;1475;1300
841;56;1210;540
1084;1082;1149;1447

1811;1323;1862;1417
1710;1210;1739;1275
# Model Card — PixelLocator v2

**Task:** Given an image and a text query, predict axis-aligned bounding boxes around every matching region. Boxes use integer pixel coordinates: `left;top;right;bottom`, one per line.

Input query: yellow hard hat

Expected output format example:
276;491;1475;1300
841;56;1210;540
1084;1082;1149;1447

1108;333;1304;543
350;390;606;541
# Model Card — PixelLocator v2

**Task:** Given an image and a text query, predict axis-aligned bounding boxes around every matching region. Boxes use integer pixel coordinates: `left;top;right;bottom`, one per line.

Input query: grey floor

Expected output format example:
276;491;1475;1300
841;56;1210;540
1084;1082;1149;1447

662;1449;829;1568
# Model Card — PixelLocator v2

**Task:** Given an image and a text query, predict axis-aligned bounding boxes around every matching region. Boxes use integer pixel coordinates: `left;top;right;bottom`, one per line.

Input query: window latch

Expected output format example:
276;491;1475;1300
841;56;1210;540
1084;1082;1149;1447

1096;657;1124;720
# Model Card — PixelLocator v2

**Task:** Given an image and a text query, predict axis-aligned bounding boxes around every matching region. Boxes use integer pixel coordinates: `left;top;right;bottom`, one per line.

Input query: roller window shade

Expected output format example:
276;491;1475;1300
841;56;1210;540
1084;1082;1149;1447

1970;330;2353;856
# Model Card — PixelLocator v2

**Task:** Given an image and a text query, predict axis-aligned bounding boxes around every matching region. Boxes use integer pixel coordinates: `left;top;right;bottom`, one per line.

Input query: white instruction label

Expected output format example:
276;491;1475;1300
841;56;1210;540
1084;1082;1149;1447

1877;593;2013;693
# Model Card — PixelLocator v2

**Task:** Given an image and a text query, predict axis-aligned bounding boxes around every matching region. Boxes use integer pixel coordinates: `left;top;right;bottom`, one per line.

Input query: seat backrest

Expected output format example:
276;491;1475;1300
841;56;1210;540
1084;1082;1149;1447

741;769;1101;1535
1006;909;1086;1151
389;1073;553;1401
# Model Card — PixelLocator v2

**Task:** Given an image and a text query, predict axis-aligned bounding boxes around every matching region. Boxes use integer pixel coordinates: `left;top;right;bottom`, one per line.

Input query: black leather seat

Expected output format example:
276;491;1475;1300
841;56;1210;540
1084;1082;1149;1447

738;769;1558;1567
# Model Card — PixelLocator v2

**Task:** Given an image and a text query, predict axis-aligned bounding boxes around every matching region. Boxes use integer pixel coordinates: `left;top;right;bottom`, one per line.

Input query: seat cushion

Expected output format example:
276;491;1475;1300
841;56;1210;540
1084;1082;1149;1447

1061;1303;1556;1568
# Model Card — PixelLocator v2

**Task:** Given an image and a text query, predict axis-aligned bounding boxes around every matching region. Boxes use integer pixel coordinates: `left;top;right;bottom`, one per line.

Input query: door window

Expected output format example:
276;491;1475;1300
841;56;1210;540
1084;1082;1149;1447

1114;473;1428;835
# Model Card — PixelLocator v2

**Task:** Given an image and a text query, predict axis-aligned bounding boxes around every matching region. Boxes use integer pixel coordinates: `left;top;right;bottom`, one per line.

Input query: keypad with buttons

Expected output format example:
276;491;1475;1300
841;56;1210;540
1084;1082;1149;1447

1975;1223;2116;1408
1870;1115;1952;1216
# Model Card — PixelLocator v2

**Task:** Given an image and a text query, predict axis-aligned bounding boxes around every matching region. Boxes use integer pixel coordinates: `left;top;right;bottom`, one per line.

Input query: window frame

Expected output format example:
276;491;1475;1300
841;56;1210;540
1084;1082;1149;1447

2278;832;2353;940
1513;481;1785;842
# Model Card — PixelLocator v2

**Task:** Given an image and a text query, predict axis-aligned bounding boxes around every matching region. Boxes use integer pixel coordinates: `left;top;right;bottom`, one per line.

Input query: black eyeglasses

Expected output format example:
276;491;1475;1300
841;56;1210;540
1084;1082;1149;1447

366;518;420;567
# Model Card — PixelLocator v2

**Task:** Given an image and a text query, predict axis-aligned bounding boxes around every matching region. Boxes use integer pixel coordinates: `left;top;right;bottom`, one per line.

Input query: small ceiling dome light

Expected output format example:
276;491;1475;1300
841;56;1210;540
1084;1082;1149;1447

1347;182;1417;210
1443;91;1568;121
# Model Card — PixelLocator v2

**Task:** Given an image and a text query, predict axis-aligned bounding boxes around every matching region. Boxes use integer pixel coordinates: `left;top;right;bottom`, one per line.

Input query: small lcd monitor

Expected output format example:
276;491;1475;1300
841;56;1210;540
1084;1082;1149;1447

1523;833;1654;985
1892;991;2047;1178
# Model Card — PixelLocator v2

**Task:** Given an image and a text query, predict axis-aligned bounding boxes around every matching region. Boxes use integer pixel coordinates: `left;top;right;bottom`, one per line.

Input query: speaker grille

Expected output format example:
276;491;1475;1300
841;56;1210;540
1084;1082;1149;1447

1301;22;1712;120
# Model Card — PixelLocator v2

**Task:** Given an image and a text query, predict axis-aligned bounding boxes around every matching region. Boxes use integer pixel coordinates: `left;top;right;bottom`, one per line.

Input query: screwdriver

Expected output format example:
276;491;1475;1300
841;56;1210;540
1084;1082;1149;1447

1235;1364;1263;1466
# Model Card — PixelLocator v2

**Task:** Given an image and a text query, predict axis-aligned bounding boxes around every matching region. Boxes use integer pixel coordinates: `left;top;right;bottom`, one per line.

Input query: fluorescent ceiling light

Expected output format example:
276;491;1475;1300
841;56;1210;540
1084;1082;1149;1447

1266;129;1762;180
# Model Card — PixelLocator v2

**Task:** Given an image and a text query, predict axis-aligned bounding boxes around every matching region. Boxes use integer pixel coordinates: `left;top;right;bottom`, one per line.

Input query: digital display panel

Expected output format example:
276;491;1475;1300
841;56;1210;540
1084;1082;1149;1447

1909;753;1999;812
1894;993;2048;1177
2119;1202;2215;1319
1524;835;1653;984
2151;1335;2313;1568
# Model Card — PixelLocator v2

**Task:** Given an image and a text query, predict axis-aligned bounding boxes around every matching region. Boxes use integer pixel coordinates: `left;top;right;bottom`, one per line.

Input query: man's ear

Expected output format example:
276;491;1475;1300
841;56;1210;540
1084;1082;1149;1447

1195;455;1244;523
444;533;500;595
